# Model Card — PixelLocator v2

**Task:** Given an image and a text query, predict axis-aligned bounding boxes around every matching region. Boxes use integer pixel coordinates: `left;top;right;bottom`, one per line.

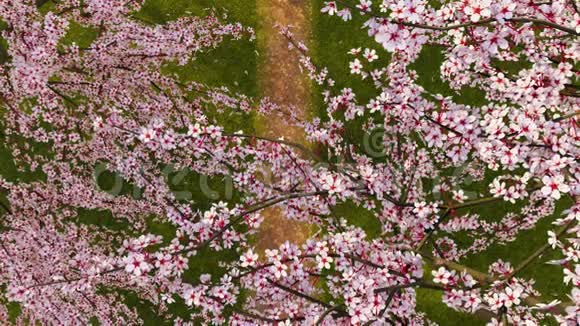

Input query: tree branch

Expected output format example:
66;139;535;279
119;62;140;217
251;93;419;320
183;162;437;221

334;0;579;35
502;219;575;280
267;278;347;314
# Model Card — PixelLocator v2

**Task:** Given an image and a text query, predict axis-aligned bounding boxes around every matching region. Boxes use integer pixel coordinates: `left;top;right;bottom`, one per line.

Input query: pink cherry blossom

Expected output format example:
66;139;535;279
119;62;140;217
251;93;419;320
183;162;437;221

0;0;577;324
541;175;570;200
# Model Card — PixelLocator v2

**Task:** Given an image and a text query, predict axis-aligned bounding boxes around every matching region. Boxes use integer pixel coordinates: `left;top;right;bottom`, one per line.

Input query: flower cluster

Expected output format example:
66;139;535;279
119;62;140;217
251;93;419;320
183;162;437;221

0;0;577;324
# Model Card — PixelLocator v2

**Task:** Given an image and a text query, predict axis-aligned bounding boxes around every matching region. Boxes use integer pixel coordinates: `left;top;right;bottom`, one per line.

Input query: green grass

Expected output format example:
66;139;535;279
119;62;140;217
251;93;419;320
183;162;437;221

416;288;484;325
138;0;258;96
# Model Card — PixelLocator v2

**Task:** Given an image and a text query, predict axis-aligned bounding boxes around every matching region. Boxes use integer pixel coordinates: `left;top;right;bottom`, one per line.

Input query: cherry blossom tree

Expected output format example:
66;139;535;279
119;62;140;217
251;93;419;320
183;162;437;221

0;0;578;324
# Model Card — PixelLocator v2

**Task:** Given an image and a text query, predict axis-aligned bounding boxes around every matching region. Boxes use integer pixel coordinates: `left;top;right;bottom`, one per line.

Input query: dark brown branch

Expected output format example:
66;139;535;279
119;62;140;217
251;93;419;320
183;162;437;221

267;278;347;315
208;296;305;323
415;208;450;250
177;190;329;255
315;304;345;325
223;133;322;162
335;0;579;35
374;281;420;293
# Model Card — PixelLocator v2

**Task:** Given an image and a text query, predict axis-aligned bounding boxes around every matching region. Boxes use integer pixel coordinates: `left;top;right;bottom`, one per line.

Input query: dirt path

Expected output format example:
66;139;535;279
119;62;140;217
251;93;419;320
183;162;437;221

254;0;312;252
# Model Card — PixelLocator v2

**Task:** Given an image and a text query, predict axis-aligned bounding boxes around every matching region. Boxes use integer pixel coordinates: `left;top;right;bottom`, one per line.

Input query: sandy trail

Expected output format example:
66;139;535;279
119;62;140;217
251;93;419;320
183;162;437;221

254;0;312;252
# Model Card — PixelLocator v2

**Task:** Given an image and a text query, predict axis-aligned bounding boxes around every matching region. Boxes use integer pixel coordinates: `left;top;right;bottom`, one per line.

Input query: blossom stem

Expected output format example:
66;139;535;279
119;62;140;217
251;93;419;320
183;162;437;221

502;219;575;280
267;278;346;313
314;304;344;325
334;0;579;35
